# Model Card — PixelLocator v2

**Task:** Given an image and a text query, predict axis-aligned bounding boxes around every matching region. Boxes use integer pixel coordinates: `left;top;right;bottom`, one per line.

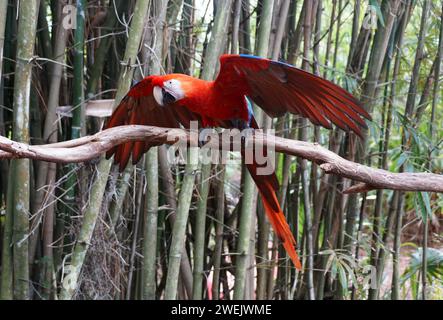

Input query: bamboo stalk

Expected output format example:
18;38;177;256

240;0;252;54
64;0;86;215
140;0;168;300
164;147;199;299
0;0;11;300
422;1;443;300
369;0;421;301
193;0;233;300
355;0;401;300
0;0;7;81
0;161;16;299
72;0;86;140
231;0;242;55
234;0;273;300
59;0;151;300
9;0;40;300
212;166;225;300
126;172;145;299
300;0;315;301
37;0;53;71
323;0;337;79
158;146;194;297
29;2;68;298
59;0;87;278
391;192;404;299
108;167;132;228
141;152;159;300
192;160;211;300
86;0;125;97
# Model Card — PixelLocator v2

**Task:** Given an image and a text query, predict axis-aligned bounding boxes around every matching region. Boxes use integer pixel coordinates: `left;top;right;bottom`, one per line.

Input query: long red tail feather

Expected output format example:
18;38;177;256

245;161;302;270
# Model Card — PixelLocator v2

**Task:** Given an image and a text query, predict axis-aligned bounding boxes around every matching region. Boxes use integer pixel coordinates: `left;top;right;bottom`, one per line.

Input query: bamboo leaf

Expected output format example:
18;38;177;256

415;192;432;220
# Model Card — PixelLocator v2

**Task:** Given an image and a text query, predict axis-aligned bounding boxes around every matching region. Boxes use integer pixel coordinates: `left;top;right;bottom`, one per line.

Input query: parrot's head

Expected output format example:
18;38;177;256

152;76;185;106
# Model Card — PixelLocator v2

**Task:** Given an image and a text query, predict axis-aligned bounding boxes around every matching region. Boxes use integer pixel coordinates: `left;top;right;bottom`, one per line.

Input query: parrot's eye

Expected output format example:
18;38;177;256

162;88;176;104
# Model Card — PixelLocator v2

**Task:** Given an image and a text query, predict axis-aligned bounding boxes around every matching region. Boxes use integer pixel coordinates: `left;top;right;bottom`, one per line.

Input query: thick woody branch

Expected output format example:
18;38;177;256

0;125;442;194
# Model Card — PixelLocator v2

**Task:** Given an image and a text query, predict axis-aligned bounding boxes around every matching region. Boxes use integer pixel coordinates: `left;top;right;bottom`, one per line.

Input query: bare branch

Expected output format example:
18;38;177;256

0;125;442;193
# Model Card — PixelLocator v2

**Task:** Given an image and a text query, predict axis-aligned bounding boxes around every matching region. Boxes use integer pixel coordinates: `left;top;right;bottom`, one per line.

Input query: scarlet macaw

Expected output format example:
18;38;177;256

104;54;371;270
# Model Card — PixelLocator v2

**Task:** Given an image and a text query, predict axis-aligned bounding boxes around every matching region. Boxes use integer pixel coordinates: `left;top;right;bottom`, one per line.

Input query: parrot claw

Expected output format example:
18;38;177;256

198;138;206;148
240;127;254;149
197;128;210;148
231;118;249;131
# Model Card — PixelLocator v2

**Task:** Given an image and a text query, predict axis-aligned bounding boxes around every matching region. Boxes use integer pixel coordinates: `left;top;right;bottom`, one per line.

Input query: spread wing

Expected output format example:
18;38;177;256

215;54;371;137
103;76;202;171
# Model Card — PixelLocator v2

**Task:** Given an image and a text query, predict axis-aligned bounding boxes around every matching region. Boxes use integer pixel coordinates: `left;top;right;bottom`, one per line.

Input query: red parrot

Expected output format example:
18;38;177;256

104;54;371;270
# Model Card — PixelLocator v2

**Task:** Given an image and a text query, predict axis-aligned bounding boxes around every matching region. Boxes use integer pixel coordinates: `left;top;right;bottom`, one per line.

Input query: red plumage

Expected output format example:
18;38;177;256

103;54;372;270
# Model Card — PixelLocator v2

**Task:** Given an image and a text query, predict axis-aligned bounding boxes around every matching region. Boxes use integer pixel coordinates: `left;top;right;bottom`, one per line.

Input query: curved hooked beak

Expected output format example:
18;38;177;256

153;86;177;106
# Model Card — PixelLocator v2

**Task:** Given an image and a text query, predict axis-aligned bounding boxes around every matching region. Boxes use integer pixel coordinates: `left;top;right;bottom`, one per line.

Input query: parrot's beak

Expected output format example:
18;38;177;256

153;86;164;106
153;85;177;106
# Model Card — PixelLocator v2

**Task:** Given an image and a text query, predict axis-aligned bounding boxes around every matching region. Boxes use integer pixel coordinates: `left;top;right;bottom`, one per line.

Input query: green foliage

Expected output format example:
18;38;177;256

320;248;377;298
402;248;443;299
414;192;432;221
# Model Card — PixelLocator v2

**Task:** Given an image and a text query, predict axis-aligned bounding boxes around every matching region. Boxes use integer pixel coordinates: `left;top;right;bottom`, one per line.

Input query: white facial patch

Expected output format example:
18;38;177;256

163;79;185;101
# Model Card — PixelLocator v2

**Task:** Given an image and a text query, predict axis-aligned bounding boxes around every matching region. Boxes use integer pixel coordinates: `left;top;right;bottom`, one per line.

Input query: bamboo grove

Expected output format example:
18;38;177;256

0;0;442;300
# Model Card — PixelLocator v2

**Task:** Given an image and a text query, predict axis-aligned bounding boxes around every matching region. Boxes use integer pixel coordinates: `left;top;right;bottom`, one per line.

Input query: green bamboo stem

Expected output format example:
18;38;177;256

0;161;16;299
60;1;85;237
212;166;225;300
57;0;86;293
390;2;412;301
37;0;53;71
139;0;169;300
362;0;401;115
71;0;86;140
158;147;194;297
389;5;412;301
231;0;242;55
392;192;404;299
9;0;40;300
369;0;419;301
234;0;273;300
200;1;233;80
142;149;159;300
163;3;228;297
86;0;125;98
0;0;10;299
126;175;145;299
59;157;110;300
423;2;443;299
59;0;151;300
257;0;290;300
331;0;342;81
192;160;211;300
164;147;199;299
29;3;68;291
174;0;193;74
108;166;132;228
186;0;233;300
0;0;7;80
240;0;252;54
299;0;315;300
399;2;431;301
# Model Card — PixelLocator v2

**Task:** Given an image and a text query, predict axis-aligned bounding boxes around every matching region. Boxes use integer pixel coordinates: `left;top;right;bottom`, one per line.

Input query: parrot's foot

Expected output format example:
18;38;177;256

197;129;208;148
197;127;217;148
231;118;250;131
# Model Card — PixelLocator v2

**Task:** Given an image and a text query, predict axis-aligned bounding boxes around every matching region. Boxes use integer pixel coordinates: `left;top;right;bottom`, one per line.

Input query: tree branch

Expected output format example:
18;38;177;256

0;125;442;194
